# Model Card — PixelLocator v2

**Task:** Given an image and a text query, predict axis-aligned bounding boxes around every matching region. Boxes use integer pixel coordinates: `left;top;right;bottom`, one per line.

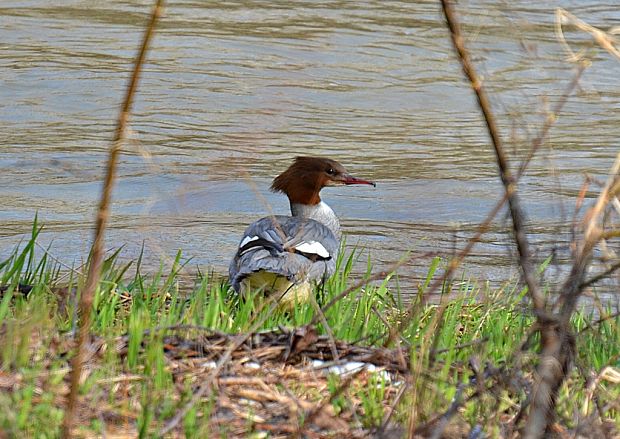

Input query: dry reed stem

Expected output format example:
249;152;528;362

555;8;620;62
558;151;620;319
61;1;164;436
582;154;620;249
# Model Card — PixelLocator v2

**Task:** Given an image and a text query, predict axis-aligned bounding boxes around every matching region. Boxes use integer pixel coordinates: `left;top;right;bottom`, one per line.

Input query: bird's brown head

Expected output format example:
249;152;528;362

270;156;375;205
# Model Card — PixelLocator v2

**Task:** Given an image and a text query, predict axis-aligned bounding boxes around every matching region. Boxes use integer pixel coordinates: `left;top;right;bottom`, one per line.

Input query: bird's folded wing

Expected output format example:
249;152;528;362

235;215;338;260
229;215;339;290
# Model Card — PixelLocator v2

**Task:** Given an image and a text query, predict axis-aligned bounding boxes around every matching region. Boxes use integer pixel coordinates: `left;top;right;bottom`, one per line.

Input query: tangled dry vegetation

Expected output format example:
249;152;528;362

4;326;415;438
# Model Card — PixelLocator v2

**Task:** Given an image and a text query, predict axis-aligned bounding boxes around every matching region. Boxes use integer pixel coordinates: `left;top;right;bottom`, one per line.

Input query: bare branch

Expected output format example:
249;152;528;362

516;64;586;180
440;0;545;315
438;2;593;437
579;259;620;290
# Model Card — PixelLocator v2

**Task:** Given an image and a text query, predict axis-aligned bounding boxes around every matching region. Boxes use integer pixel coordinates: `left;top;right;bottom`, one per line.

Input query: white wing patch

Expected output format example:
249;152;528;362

294;241;330;259
240;235;259;248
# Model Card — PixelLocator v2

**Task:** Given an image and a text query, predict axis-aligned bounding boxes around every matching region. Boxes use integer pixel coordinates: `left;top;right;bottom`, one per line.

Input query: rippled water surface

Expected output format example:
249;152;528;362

1;1;619;294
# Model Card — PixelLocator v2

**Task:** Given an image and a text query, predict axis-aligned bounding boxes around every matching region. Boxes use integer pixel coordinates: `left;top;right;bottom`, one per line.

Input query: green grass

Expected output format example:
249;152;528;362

0;222;618;437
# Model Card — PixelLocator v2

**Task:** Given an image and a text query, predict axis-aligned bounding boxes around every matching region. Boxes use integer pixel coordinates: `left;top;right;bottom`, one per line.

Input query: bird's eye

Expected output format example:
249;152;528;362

326;168;336;175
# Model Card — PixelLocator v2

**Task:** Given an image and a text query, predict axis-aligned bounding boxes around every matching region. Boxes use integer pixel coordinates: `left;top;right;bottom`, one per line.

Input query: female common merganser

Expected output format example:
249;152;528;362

229;156;375;308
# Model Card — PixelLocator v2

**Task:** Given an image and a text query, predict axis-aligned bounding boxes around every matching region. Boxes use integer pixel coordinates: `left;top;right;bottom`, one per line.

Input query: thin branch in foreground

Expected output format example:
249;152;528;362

579;259;620;290
516;63;585;180
310;296;340;361
440;0;544;315
439;1;573;436
314;251;436;322
578;310;620;334
61;1;164;437
393;191;508;342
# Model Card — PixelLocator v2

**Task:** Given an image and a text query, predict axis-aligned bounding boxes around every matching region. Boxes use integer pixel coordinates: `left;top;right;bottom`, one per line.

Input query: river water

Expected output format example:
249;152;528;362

1;1;619;297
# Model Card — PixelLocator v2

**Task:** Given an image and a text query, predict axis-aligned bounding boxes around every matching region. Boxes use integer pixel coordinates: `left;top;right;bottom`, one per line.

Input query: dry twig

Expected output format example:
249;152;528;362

440;0;544;315
61;1;165;436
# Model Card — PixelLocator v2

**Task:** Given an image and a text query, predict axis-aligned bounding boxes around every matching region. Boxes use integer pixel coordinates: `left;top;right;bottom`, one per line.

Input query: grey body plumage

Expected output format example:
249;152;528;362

228;156;375;306
228;213;339;293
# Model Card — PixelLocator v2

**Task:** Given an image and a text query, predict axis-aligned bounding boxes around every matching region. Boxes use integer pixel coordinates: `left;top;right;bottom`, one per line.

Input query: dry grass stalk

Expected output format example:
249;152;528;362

581;366;620;416
559;152;620;319
61;1;165;436
315;252;431;320
555;8;620;62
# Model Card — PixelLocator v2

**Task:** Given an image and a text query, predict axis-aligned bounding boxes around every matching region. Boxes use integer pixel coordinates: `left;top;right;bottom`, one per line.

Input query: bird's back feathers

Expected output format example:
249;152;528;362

229;215;338;294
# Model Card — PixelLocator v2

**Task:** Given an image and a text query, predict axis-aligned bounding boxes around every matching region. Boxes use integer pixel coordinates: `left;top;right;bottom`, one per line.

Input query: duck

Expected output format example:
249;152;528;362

229;156;375;308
